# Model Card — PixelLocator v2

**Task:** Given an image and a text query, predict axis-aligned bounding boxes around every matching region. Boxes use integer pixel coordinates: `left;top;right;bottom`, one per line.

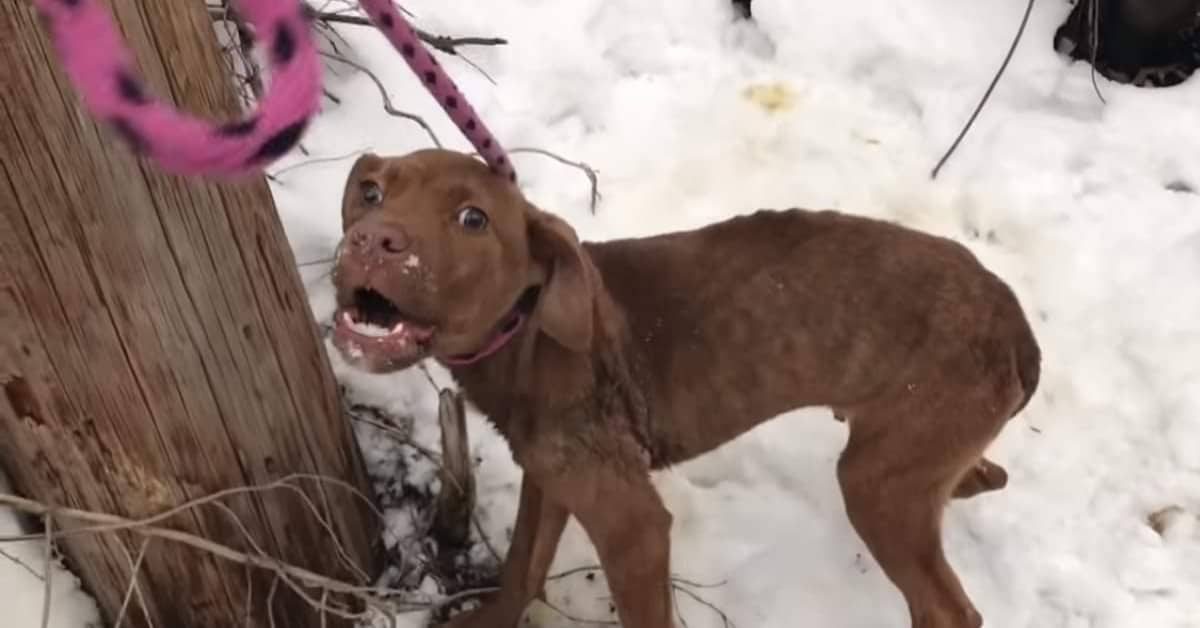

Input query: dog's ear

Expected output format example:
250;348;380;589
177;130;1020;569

341;152;384;227
526;207;594;353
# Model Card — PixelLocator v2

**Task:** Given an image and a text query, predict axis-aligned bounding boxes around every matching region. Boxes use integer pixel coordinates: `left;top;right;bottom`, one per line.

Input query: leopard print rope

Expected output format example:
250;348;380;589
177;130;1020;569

32;0;516;182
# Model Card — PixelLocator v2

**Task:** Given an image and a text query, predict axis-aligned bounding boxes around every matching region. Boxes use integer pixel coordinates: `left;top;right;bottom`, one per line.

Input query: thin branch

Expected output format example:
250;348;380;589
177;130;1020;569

0;474;374;544
669;574;728;589
0;547;44;580
672;582;733;628
298;256;336;268
540;598;619;626
114;538;152;628
268;147;370;179
508;147;602;214
243;562;255;628
267;575;281;628
547;564;603;582
40;512;53;628
319;51;443;147
453;51;498;86
296;11;509;55
0;493;414;602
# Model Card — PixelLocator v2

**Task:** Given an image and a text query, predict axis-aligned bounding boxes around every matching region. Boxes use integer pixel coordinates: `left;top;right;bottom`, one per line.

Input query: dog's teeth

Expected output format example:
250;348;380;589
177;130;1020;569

348;320;392;337
390;322;405;335
341;311;353;325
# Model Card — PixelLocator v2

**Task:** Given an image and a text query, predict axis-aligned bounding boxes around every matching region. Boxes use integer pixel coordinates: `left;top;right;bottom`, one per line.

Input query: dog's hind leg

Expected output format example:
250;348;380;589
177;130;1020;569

835;386;1009;628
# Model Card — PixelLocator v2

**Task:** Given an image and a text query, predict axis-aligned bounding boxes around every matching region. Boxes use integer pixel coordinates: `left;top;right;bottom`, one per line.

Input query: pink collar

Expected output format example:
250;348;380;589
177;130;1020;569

441;311;526;366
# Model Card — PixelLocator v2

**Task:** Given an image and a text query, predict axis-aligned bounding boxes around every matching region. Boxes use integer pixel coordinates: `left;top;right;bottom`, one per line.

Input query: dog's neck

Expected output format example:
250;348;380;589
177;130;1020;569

441;279;649;446
441;287;539;367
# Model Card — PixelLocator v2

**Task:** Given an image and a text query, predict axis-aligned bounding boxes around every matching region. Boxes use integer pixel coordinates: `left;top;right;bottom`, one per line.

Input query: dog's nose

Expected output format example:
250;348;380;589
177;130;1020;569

347;222;411;257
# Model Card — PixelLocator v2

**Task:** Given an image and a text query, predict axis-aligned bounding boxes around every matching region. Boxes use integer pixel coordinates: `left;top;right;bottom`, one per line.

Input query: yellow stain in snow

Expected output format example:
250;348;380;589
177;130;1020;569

741;81;796;113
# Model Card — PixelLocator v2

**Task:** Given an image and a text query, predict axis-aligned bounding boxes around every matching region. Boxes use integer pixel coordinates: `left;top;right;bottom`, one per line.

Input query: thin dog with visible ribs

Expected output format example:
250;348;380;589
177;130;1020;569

329;148;1041;628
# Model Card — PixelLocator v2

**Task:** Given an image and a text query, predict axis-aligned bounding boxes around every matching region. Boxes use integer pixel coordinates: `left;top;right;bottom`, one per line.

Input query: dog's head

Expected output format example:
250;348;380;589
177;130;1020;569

330;149;594;373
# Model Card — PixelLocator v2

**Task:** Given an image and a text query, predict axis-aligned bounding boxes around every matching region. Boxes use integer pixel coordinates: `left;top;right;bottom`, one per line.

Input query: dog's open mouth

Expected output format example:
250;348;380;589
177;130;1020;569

332;288;436;368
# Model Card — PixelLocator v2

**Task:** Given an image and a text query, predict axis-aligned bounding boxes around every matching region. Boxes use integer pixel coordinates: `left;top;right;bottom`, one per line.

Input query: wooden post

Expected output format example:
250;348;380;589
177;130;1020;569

0;2;379;628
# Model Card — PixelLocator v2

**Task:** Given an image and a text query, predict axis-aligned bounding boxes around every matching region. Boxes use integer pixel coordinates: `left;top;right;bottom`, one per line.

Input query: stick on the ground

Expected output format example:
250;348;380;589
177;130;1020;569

433;389;476;548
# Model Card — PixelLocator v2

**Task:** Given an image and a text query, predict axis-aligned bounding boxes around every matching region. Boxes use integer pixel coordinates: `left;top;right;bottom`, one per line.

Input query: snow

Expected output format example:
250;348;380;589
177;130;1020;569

0;474;101;628
4;0;1200;626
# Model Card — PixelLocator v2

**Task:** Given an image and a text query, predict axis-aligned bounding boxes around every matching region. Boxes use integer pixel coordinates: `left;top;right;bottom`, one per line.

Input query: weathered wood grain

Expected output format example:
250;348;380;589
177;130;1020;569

0;2;379;627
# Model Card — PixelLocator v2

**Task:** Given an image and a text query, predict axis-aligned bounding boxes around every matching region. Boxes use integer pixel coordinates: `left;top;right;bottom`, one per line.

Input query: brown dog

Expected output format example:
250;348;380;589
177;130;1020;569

329;148;1041;628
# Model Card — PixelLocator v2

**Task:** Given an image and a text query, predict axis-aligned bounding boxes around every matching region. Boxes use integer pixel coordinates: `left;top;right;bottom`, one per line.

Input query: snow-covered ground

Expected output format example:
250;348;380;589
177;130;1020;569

5;0;1200;626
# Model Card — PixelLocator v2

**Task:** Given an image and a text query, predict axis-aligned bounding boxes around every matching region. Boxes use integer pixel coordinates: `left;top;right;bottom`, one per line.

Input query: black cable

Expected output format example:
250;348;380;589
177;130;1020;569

930;0;1037;179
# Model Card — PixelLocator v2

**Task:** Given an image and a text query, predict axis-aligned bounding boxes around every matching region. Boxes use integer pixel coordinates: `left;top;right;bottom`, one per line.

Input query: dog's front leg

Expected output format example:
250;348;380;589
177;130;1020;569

442;474;567;628
533;461;674;628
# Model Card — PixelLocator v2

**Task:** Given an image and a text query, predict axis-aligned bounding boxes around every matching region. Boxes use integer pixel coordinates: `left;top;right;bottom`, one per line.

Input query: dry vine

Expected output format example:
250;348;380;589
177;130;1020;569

1;426;730;628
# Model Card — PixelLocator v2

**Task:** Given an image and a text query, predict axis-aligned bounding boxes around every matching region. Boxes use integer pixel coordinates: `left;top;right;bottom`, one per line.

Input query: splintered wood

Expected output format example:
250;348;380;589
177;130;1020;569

0;2;379;627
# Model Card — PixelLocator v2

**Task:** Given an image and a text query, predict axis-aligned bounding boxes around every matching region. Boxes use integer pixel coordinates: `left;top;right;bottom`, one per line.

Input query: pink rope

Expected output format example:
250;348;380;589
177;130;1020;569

31;0;516;182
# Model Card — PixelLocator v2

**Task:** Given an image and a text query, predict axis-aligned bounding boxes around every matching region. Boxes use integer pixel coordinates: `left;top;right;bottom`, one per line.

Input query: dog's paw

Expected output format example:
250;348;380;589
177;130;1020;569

951;458;1009;499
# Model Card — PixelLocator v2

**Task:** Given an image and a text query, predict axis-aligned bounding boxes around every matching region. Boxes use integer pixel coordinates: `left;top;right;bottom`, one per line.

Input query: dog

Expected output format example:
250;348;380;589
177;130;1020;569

329;148;1041;628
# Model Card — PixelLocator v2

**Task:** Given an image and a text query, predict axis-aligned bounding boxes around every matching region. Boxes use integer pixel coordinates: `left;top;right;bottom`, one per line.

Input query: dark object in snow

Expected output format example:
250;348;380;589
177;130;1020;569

732;0;753;19
342;393;499;617
1054;0;1200;87
329;149;1042;628
1165;179;1196;193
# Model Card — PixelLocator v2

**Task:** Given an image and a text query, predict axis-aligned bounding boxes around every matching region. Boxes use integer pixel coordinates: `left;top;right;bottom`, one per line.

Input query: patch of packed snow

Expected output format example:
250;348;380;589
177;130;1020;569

5;0;1199;626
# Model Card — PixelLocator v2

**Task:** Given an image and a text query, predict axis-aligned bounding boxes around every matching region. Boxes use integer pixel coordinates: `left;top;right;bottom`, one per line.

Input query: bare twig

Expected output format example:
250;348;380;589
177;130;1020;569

547;564;604;582
0;494;363;593
508;147;602;214
540;598;619;626
672;582;733;628
319;51;443;147
290;10;509;55
453;51;498;86
0;474;375;544
930;0;1036;179
267;575;281;628
114;538;152;628
669;574;728;589
41;512;53;628
242;562;255;628
268;147;370;179
298;255;336;268
0;547;44;580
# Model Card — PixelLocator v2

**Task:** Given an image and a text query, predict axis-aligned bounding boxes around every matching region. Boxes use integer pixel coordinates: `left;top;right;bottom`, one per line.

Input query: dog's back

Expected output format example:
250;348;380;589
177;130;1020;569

585;207;1040;467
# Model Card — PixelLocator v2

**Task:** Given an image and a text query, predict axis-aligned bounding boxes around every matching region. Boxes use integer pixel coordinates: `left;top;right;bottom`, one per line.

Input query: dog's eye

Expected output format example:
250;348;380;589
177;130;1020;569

457;206;489;231
361;181;384;206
